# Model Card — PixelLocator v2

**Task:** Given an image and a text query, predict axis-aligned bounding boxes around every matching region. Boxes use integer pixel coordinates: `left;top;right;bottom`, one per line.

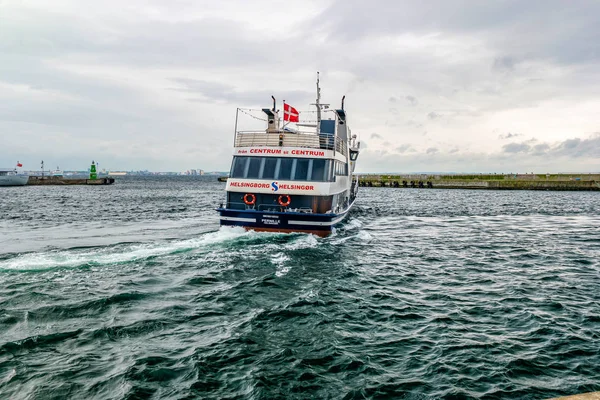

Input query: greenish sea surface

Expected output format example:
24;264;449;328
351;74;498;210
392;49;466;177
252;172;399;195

1;176;599;399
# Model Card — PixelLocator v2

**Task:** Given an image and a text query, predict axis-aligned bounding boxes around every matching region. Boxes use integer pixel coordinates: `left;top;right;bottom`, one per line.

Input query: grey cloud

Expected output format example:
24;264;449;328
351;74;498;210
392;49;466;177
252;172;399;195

313;0;600;65
371;133;382;139
427;112;440;120
0;7;282;69
389;96;398;103
345;76;366;94
503;142;531;153
405;120;423;128
499;132;523;139
426;147;439;155
396;144;413;153
531;143;550;156
492;56;516;72
553;135;600;158
170;78;313;106
406;95;418;106
359;147;597;174
502;134;600;158
558;138;581;150
0;62;182;139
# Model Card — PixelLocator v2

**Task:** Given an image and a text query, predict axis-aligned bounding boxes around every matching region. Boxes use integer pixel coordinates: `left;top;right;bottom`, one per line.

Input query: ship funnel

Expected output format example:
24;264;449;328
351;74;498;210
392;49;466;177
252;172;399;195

341;95;345;110
263;96;280;133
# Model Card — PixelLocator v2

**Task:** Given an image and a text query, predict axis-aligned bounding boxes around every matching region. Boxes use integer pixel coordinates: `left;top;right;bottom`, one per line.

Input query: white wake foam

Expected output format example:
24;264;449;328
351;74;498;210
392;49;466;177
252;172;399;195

0;226;251;271
283;234;319;250
270;252;291;277
343;218;364;230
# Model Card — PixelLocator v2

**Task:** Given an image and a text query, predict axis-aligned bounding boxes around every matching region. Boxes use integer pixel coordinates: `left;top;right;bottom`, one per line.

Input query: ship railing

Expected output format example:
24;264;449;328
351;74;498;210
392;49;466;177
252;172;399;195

235;130;347;156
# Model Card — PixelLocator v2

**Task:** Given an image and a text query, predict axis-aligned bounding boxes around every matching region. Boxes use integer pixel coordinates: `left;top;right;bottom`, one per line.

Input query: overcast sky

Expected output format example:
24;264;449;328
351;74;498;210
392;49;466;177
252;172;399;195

1;0;599;173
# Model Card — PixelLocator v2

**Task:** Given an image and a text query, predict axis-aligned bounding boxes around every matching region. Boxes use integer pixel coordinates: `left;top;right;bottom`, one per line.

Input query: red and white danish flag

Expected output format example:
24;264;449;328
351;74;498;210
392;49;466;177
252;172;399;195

283;103;299;122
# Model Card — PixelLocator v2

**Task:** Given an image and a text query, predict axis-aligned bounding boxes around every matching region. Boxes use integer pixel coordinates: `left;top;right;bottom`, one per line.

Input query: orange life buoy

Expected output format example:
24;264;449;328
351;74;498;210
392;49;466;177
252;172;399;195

243;193;256;206
278;194;291;207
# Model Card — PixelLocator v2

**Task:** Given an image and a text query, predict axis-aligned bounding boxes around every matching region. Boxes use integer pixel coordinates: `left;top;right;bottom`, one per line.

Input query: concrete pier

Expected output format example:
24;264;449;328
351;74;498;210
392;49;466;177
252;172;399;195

27;176;115;185
358;174;600;191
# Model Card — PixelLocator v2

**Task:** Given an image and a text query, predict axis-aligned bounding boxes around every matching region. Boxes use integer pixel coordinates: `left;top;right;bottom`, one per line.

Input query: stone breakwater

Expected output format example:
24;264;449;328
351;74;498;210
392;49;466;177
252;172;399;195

27;176;115;185
358;174;600;191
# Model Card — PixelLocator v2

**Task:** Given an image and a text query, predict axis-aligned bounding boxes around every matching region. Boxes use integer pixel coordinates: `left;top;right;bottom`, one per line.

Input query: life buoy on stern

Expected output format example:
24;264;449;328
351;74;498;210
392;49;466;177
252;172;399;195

243;193;256;206
278;194;291;207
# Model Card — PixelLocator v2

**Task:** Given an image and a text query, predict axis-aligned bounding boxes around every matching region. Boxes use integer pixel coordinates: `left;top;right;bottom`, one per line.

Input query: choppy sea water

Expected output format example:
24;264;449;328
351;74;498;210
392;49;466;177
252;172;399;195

1;176;599;399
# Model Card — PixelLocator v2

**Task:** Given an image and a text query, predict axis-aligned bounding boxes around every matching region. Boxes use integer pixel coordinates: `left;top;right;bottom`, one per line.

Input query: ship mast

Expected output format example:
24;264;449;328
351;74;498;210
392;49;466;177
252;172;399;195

308;72;328;132
316;71;321;128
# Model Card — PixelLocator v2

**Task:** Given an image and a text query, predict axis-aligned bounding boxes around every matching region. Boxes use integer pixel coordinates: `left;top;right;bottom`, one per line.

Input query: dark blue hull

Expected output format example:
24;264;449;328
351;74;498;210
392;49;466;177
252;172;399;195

216;205;352;236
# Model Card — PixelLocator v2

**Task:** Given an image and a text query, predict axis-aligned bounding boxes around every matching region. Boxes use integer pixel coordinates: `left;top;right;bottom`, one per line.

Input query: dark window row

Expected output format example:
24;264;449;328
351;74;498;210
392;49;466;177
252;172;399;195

334;160;348;176
230;157;342;182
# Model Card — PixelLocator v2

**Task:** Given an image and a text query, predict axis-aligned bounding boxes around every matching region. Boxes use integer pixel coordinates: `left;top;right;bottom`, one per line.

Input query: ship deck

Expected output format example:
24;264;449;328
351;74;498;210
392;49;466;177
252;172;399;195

234;130;347;156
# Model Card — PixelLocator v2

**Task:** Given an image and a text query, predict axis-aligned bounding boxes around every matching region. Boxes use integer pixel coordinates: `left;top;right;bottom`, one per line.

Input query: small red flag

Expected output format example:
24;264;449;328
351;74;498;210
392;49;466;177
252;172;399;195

16;161;22;167
283;103;299;122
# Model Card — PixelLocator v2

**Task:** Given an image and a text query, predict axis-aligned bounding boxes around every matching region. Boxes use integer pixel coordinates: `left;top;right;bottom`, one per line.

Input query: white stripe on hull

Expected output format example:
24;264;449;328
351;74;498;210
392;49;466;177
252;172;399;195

220;216;256;223
287;214;346;226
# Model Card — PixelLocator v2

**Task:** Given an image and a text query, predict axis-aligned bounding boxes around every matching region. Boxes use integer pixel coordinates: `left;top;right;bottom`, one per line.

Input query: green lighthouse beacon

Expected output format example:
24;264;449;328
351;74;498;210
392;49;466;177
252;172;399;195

90;160;97;180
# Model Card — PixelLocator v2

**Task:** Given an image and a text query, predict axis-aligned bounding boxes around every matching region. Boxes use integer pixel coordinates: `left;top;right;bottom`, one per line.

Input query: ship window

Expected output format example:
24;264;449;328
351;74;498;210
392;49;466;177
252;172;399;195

231;157;247;178
278;157;293;180
261;157;278;180
246;157;262;179
294;159;310;180
232;156;335;181
310;159;327;182
335;161;348;176
307;159;314;180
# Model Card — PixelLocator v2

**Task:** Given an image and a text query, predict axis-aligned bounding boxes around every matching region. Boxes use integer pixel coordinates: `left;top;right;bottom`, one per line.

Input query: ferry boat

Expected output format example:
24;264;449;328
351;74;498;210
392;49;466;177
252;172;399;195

51;167;64;177
217;74;360;236
0;163;28;186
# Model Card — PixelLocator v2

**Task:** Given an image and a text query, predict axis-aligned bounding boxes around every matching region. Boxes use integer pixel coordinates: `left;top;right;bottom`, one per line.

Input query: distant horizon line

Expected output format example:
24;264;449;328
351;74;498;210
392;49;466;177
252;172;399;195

12;169;600;175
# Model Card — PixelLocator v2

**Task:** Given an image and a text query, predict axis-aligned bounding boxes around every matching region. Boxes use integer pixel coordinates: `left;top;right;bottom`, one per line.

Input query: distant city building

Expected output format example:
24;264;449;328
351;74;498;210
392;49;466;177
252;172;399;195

183;169;205;176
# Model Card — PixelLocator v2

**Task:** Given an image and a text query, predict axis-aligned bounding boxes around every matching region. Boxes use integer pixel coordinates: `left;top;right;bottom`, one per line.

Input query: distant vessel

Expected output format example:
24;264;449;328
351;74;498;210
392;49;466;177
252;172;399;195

0;162;28;186
52;167;64;177
217;73;361;236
